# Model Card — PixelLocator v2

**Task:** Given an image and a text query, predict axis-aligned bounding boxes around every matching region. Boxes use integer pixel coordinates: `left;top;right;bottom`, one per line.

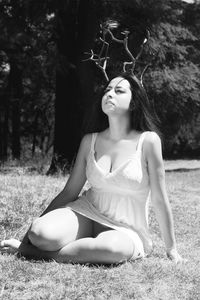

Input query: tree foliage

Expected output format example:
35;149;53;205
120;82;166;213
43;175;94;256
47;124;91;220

0;0;199;168
0;0;56;160
96;0;200;156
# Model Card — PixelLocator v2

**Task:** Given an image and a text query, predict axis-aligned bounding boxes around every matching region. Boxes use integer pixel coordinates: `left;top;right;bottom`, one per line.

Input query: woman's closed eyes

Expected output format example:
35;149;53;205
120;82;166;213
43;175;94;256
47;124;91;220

104;87;126;95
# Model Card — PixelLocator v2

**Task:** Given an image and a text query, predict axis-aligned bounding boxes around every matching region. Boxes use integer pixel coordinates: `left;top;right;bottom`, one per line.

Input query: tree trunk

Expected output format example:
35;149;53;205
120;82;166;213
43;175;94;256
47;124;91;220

48;0;101;174
9;59;23;160
32;110;39;157
11;98;21;159
76;0;103;135
0;92;9;161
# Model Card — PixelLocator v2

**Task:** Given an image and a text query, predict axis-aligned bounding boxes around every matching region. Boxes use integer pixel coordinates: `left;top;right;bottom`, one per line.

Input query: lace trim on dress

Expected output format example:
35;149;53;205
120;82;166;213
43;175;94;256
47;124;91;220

89;131;149;177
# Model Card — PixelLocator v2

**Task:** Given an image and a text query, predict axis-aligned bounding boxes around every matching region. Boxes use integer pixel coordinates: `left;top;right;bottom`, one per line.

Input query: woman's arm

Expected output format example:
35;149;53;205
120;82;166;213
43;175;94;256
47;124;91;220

19;134;92;247
41;134;92;216
144;132;183;263
1;134;92;252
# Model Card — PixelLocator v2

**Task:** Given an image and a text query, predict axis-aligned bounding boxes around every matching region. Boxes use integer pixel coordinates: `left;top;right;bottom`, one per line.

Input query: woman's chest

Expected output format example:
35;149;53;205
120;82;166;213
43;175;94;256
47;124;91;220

87;151;146;187
94;140;139;174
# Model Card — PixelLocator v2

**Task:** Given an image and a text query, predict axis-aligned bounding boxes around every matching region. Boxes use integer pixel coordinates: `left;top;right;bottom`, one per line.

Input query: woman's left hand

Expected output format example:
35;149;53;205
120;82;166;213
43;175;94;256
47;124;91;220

166;248;187;264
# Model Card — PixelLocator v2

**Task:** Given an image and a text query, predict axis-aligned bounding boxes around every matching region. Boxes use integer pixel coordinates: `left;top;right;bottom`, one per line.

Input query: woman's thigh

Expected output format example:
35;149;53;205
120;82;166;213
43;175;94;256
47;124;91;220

29;208;93;250
94;230;135;262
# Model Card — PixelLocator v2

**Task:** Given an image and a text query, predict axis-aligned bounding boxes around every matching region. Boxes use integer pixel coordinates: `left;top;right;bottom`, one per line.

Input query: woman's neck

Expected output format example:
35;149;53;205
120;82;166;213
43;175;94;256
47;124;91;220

107;115;131;141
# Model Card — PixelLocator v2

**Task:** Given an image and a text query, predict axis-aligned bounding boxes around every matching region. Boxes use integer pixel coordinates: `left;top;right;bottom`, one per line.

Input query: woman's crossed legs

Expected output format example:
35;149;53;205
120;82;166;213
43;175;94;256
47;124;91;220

1;208;136;264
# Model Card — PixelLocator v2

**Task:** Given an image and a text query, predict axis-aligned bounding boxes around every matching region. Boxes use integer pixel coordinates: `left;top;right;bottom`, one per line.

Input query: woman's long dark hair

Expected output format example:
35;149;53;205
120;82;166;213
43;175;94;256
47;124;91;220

83;72;161;137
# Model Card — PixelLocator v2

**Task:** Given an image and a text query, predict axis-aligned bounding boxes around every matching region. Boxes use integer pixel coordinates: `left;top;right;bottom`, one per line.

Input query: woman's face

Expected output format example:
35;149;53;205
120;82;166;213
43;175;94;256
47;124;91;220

101;77;132;116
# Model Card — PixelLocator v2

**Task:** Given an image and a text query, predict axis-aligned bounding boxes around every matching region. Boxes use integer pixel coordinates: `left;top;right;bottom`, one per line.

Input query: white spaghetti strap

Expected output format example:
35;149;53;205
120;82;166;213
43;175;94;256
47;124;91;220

90;132;98;152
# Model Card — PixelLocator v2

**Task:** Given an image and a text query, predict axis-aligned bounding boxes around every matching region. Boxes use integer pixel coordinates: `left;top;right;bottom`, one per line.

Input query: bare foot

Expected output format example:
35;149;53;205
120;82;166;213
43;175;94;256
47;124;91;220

1;239;21;250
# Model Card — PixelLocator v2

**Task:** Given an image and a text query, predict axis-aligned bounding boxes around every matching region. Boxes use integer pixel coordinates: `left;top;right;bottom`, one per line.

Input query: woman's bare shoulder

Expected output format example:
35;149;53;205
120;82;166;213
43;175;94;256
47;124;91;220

80;133;96;152
144;131;161;144
143;131;162;157
81;133;93;143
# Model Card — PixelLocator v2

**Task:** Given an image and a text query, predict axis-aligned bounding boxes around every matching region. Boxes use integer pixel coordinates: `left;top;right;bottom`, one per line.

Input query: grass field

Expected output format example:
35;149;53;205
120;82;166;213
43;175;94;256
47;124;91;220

0;164;200;300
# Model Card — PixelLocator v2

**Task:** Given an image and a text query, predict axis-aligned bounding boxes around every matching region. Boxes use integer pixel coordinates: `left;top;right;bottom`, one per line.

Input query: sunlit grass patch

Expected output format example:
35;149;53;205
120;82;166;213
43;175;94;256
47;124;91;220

0;168;200;300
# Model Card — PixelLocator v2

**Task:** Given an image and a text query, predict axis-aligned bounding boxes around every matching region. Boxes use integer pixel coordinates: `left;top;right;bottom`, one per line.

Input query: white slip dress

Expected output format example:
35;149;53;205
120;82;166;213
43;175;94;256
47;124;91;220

67;131;153;259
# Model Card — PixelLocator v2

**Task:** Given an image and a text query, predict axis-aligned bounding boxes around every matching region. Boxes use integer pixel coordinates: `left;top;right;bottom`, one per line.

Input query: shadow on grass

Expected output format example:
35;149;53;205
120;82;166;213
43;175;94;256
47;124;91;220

166;168;200;173
0;246;135;269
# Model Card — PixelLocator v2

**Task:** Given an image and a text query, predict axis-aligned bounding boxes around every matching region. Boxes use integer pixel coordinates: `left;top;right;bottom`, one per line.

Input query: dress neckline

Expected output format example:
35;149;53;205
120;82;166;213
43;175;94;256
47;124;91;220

91;132;145;177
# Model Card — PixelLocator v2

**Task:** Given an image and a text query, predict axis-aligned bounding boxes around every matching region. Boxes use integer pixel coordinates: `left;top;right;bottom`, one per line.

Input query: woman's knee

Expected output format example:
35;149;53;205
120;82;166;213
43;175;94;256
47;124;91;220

94;233;133;262
28;218;52;249
28;211;93;251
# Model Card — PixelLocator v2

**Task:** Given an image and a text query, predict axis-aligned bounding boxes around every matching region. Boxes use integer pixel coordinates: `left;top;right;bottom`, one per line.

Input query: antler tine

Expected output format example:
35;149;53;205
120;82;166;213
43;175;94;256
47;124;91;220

82;50;95;61
107;29;124;44
82;51;109;82
82;25;110;82
102;20;122;43
90;23;110;81
123;61;133;73
97;34;110;81
107;28;150;75
140;63;150;85
107;29;139;74
122;30;137;73
99;25;109;59
83;20;152;84
98;38;109;66
136;30;150;61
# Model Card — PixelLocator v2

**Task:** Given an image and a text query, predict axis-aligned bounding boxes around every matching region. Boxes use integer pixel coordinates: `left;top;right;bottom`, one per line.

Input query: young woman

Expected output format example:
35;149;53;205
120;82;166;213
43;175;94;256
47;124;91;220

1;73;184;264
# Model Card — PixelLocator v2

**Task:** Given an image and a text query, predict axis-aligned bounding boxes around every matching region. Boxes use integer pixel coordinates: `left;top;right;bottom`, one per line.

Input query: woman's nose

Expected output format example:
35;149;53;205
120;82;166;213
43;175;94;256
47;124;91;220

107;89;114;97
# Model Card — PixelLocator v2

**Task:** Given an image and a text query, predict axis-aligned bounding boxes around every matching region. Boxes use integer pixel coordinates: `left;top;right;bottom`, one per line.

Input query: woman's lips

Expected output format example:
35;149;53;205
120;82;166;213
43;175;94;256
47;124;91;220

105;100;115;105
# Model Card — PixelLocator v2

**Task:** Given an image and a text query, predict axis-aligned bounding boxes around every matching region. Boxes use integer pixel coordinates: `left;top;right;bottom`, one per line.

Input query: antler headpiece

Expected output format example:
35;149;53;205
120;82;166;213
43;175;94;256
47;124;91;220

83;20;152;85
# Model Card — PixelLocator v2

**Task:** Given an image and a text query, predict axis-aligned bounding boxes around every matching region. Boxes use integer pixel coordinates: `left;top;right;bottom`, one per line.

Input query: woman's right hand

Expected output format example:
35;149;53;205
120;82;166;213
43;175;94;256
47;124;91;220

0;238;21;253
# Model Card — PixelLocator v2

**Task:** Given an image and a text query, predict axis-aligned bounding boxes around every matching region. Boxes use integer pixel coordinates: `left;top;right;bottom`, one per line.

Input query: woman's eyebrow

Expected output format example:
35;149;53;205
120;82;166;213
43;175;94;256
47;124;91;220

115;85;126;89
105;84;126;90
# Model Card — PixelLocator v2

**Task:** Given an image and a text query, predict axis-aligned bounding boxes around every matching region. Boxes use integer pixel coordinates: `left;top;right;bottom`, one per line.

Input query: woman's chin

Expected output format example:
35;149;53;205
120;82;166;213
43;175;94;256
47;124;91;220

102;107;116;116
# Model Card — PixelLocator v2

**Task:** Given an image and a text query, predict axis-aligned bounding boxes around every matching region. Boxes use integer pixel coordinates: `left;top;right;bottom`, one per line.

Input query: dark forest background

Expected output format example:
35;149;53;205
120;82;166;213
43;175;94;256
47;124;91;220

0;0;199;174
